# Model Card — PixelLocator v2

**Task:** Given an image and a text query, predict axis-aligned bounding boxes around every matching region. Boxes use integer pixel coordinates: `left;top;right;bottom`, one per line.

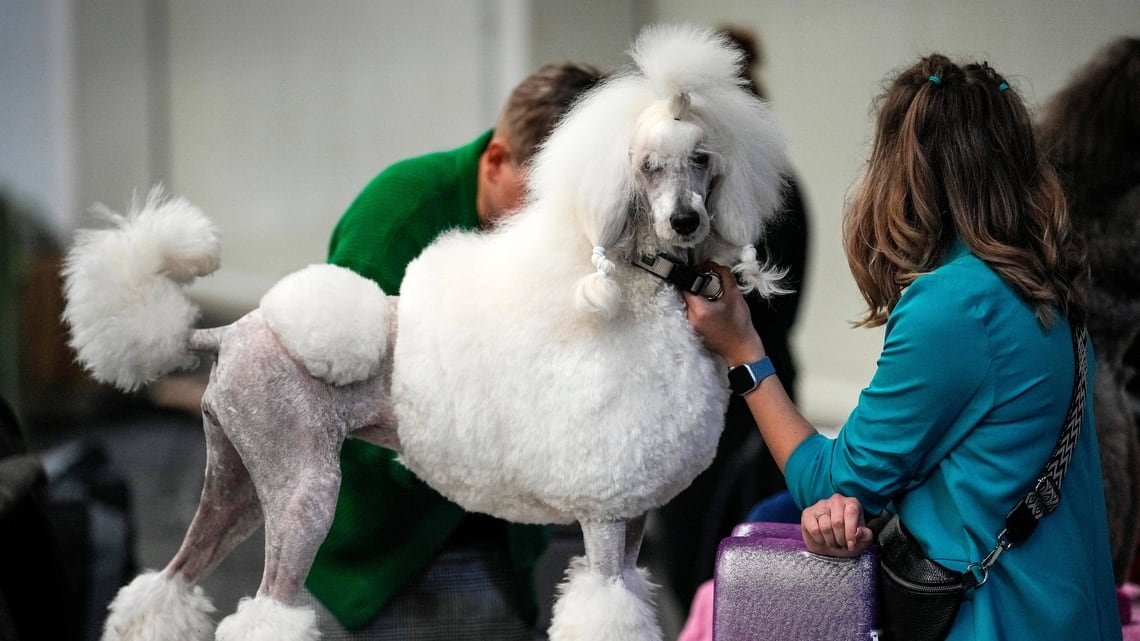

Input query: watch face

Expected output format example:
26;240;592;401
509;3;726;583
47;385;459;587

728;364;755;395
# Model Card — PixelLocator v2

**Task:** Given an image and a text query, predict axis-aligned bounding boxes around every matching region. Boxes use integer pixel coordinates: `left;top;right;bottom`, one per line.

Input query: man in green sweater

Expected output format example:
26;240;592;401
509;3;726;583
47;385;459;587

306;62;603;639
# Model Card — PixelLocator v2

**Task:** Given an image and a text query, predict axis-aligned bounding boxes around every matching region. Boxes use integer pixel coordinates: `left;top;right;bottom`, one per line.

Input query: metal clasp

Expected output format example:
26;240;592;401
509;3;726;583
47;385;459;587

965;529;1013;589
698;272;723;301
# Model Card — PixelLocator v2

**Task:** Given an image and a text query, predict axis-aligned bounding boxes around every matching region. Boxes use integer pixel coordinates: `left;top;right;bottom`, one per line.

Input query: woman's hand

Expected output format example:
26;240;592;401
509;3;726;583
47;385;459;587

801;494;874;557
682;263;765;366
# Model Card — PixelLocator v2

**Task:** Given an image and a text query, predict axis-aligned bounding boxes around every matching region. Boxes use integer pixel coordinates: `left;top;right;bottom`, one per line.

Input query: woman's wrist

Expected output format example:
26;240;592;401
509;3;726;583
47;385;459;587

724;336;766;368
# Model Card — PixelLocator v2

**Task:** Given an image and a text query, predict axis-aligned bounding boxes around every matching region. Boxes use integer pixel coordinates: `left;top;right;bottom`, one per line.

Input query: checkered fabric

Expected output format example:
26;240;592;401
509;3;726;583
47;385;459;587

302;544;541;641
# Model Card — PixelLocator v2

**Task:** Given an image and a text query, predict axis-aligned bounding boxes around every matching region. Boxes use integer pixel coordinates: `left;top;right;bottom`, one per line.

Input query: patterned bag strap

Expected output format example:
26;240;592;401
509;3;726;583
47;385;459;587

965;324;1088;588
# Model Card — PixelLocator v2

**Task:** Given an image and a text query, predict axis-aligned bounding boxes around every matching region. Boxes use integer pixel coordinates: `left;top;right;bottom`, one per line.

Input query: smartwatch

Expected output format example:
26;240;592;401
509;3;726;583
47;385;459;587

727;356;776;396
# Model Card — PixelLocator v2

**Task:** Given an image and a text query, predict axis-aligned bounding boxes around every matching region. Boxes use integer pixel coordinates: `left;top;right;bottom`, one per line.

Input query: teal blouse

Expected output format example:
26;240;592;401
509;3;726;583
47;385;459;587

786;240;1121;640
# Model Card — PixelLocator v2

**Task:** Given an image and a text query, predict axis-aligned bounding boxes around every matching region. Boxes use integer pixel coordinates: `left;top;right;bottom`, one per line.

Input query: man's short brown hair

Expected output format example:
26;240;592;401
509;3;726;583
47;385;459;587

496;62;605;167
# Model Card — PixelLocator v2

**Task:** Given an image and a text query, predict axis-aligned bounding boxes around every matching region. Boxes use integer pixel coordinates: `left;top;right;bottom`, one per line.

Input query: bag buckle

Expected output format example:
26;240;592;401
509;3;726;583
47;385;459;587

1026;476;1061;517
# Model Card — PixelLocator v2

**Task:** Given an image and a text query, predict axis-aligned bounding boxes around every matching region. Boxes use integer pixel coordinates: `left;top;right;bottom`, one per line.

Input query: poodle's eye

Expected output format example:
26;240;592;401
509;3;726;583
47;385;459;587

691;152;710;168
641;158;661;175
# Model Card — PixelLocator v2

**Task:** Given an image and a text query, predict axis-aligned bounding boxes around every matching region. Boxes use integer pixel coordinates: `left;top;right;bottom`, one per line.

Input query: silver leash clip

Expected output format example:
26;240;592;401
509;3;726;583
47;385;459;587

966;528;1013;588
697;272;723;301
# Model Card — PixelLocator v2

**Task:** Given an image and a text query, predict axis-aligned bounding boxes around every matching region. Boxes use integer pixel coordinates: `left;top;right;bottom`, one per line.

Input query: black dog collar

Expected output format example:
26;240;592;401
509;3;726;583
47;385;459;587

633;253;724;300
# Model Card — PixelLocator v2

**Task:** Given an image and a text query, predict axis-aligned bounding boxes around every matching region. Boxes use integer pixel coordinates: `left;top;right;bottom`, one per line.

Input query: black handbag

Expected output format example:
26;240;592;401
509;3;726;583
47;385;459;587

877;325;1089;641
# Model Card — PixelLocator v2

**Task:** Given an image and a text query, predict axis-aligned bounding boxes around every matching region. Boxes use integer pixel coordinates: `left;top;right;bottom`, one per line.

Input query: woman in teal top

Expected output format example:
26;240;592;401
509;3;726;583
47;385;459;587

685;55;1121;639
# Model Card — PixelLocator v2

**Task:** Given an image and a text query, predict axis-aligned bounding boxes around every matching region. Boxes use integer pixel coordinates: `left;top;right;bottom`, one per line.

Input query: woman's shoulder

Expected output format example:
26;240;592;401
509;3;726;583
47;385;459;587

900;251;1003;308
894;246;1050;355
889;250;1022;345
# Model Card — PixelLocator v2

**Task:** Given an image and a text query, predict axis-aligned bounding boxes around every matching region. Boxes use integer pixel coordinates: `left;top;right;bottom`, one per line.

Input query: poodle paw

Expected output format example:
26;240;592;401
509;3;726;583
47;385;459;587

215;596;318;641
548;557;662;641
101;571;215;641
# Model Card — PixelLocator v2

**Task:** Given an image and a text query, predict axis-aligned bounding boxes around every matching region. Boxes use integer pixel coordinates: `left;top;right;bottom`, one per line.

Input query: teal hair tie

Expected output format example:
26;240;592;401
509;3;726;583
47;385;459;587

928;74;942;86
998;81;1010;92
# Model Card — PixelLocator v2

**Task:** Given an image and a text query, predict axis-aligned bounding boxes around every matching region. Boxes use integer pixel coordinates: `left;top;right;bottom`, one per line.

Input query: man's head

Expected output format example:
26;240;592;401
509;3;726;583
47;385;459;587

477;62;604;227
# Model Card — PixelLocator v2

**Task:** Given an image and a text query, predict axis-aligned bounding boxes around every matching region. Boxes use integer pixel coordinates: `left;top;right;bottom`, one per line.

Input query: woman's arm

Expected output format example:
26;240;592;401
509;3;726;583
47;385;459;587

684;266;872;555
683;263;815;471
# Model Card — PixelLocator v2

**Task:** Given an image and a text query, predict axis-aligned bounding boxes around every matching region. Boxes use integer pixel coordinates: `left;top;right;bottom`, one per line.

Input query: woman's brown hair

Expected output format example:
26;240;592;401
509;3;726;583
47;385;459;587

843;54;1087;327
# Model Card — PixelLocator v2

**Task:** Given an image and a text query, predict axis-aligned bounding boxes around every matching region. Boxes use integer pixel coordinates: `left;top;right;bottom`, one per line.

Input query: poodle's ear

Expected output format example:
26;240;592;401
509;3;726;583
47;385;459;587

566;131;635;319
731;244;790;298
710;156;790;298
528;76;647;319
708;132;785;247
701;90;790;297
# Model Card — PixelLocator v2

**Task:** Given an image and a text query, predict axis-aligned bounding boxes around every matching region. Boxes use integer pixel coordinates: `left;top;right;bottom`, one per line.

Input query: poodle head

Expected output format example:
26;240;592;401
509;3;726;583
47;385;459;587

629;97;715;251
530;24;790;319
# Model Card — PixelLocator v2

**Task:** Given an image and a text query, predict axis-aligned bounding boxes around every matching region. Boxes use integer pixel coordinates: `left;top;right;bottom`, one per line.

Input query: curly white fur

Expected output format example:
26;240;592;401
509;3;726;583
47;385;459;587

633;24;745;97
215;597;318;641
260;263;389;386
394;23;786;526
734;243;790;298
549;557;660;641
62;188;219;391
576;246;623;319
101;571;215;641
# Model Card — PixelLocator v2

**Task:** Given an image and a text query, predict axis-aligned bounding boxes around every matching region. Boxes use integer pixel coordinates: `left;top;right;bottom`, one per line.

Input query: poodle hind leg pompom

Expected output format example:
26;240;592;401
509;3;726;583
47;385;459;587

101;571;216;641
215;597;318;641
549;517;661;641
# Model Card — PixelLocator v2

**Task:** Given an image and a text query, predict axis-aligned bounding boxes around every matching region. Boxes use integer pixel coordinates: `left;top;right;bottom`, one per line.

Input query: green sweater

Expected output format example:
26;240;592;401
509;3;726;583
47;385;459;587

307;131;550;629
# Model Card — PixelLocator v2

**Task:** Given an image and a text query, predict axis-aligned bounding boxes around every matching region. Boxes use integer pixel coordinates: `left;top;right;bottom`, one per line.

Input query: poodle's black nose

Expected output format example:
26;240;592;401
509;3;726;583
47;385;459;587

670;210;701;236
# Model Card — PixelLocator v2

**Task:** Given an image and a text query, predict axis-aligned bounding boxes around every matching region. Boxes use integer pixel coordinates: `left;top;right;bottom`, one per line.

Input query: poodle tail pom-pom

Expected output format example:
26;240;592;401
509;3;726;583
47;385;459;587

733;245;791;299
126;187;221;283
62;187;220;391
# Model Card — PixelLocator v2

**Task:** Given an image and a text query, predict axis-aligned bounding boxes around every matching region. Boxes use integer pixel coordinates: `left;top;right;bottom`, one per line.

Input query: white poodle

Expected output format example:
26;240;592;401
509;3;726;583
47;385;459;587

63;24;787;641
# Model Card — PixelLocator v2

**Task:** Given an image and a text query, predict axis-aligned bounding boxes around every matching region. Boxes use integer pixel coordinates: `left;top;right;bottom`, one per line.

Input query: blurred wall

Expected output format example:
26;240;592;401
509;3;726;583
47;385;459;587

2;1;1137;426
0;1;74;239
166;1;499;313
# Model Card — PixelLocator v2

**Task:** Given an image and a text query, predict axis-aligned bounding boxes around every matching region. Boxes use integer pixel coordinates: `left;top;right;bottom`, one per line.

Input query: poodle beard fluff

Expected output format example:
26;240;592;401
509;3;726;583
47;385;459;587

101;572;216;641
215;597;318;641
548;557;662;641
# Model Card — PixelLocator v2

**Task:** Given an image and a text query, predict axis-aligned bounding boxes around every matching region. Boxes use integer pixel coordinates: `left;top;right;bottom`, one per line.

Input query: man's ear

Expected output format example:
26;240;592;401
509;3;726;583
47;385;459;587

481;138;514;182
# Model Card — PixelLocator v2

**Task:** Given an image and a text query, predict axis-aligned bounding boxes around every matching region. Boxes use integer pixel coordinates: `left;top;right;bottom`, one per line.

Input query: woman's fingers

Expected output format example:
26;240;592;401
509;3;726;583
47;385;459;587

801;494;870;557
801;499;839;551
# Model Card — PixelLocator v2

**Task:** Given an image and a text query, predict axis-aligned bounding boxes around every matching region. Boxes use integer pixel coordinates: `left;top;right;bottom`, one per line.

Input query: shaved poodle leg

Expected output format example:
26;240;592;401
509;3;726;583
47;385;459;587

582;519;628;577
226;387;346;606
164;411;262;584
256;463;341;603
213;392;340;640
625;513;646;569
551;519;662;641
